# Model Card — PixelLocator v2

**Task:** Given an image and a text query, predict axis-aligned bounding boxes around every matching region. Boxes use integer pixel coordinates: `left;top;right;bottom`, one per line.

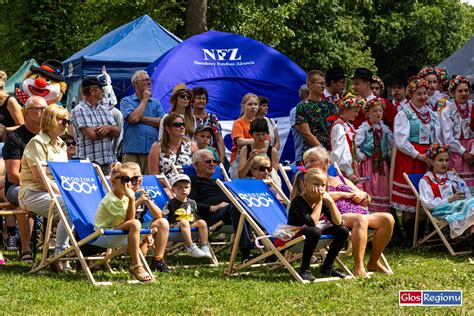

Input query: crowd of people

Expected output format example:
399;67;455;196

0;64;473;282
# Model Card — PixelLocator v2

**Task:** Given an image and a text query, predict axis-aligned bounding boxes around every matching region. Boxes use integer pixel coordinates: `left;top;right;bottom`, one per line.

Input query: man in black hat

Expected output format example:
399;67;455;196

71;77;120;174
352;67;376;128
324;66;346;103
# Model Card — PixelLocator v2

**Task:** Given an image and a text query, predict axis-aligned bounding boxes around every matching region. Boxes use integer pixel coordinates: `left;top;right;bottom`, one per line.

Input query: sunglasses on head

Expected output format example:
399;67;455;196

255;166;272;172
115;175;140;185
178;93;191;100
59;118;71;126
65;140;76;147
172;122;185;128
204;159;220;165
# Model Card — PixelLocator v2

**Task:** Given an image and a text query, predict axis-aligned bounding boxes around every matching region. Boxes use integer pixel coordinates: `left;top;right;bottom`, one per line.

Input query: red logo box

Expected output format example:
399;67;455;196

399;291;422;305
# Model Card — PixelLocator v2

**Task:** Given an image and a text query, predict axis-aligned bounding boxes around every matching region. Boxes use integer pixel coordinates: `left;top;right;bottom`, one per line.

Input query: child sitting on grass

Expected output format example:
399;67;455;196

95;162;153;283
163;174;212;258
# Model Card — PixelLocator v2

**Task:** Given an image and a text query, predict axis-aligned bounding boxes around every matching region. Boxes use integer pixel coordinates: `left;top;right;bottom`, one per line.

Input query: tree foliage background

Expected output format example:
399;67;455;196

0;0;473;85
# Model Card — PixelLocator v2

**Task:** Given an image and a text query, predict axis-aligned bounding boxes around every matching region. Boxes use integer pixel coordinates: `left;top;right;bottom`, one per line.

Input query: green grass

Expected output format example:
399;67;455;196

0;245;472;314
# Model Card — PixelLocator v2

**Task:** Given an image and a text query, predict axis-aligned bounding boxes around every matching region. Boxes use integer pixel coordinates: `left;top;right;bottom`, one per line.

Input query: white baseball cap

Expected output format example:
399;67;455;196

171;174;191;187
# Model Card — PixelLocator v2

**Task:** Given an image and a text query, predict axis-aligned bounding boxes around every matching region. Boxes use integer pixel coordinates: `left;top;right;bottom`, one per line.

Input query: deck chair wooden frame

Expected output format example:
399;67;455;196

217;178;353;284
142;174;219;267
30;159;156;286
403;172;471;256
172;163;230;181
278;164;294;193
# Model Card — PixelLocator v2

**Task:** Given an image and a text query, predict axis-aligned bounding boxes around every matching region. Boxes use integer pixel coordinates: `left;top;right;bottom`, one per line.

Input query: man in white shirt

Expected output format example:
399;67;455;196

352;67;376;128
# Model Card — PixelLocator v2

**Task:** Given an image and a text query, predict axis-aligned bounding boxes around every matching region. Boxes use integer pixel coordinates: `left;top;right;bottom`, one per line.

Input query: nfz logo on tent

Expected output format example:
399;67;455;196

202;49;242;61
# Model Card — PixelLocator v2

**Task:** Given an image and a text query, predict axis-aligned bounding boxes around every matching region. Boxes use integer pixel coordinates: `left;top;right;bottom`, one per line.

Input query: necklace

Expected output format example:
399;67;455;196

409;102;431;124
432;172;448;185
455;101;470;119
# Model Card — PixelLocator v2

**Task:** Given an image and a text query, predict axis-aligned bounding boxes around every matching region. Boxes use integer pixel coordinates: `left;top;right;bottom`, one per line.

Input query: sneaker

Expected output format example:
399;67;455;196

151;259;171;273
299;269;316;282
200;245;213;259
5;235;18;251
186;244;206;258
319;266;346;279
241;249;255;264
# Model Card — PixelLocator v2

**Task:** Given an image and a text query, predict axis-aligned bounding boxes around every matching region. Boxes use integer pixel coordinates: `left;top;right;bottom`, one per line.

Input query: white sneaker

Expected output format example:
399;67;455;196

200;245;213;259
187;244;206;258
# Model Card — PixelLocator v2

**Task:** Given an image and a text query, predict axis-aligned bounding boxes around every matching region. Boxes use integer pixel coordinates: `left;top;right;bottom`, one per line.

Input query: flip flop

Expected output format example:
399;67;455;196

19;251;34;264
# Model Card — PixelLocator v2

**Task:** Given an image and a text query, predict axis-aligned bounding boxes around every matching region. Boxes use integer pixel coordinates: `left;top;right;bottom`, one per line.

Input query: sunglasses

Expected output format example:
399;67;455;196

255;166;272;172
59;118;71;126
204;159;220;165
115;175;140;185
178;93;191;100
65;141;76;147
172;122;185;128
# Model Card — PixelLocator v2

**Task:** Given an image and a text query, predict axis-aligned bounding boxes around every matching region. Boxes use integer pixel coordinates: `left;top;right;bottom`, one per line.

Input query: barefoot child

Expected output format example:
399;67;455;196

95;162;153;283
163;174;212;259
128;163;171;273
419;144;474;238
355;96;394;212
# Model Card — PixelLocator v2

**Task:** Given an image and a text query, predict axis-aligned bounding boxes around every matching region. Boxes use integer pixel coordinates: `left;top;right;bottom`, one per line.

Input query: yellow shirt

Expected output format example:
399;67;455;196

94;191;130;230
19;131;68;200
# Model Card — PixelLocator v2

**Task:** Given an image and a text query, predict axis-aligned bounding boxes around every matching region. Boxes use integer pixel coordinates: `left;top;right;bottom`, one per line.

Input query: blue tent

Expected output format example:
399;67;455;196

63;14;181;108
148;30;306;161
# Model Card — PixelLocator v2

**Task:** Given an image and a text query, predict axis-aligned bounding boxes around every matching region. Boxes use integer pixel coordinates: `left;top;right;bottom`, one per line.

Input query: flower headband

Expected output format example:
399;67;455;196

418;66;437;78
448;75;471;94
425;143;450;160
407;77;429;94
338;94;366;110
363;96;385;113
372;75;385;94
435;67;449;83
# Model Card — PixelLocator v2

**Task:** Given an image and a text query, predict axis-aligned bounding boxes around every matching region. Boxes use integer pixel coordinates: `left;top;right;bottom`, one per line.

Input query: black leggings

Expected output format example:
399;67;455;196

300;225;350;272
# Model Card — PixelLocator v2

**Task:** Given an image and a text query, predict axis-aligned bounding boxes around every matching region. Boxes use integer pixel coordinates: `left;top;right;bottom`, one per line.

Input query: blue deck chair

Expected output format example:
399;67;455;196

403;172;470;256
217;179;353;283
140;175;219;265
172;163;230;181
30;160;156;285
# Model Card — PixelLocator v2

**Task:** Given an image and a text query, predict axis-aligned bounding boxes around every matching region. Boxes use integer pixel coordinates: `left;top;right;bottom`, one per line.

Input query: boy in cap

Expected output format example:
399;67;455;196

163;174;212;258
194;124;219;161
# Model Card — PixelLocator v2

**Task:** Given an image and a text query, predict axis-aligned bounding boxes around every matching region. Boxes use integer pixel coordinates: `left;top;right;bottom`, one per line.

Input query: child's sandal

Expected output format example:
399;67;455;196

129;263;153;283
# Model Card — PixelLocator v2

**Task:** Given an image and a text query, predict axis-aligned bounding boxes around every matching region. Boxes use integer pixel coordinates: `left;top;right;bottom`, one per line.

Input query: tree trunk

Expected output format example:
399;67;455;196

186;0;208;38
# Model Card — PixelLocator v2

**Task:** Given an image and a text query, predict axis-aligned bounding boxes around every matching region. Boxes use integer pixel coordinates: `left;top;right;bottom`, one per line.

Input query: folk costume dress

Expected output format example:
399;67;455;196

391;103;442;212
355;121;394;212
330;118;358;178
419;171;474;238
441;100;474;192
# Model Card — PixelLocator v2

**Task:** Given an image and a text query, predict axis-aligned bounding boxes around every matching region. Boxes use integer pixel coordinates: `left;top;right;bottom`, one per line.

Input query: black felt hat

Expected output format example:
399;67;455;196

30;59;65;82
326;66;346;81
352;67;373;81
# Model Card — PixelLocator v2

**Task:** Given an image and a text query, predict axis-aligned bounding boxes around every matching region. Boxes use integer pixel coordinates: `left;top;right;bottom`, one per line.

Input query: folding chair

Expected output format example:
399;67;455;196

140;174;219;266
217;179;353;283
30;160;156;285
403;172;471;256
172;163;230;181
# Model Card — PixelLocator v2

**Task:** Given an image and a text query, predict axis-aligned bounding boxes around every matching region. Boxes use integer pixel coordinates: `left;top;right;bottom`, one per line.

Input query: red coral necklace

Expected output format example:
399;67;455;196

454;101;470;119
409;102;431;124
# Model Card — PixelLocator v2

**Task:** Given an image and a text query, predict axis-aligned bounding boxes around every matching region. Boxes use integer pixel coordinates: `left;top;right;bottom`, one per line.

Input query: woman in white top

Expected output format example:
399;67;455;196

440;75;474;192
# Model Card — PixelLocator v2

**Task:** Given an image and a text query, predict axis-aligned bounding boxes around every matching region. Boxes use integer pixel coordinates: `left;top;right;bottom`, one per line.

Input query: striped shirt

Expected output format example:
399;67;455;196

71;100;116;165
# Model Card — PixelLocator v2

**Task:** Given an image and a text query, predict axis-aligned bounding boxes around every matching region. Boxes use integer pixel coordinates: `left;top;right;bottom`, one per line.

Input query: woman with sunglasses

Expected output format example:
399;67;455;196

95;162;153;283
19;104;73;272
249;156;272;180
158;83;196;140
148;113;198;177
